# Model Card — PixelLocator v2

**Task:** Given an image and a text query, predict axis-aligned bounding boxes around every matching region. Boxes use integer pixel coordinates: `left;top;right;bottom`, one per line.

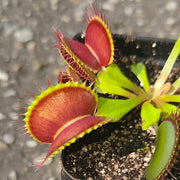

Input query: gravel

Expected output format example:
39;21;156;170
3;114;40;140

25;140;38;148
0;70;9;81
0;141;8;152
3;133;15;144
8;170;17;180
165;1;178;11
14;28;34;43
3;89;16;98
0;0;180;180
0;112;6;120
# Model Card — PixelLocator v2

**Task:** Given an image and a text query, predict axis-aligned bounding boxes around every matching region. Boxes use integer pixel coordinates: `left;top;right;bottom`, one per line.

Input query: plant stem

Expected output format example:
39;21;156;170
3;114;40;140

153;36;180;96
168;77;180;95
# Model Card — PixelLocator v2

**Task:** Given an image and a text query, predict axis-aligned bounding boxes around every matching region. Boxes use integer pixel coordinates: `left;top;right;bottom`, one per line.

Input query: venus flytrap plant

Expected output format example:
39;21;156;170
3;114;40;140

23;75;112;170
95;37;180;179
20;5;114;171
19;3;180;179
145;111;180;180
54;4;114;82
96;36;180;130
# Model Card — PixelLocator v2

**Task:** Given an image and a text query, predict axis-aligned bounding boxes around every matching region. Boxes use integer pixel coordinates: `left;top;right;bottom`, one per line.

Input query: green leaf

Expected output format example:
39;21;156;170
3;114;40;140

141;101;161;130
155;100;179;114
97;96;144;122
95;77;136;98
160;94;180;103
96;64;144;96
145;120;176;180
153;36;180;96
131;62;150;93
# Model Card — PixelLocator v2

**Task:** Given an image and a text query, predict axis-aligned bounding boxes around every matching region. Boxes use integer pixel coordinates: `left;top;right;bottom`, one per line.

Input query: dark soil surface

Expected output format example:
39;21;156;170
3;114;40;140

1;0;180;180
63;109;156;180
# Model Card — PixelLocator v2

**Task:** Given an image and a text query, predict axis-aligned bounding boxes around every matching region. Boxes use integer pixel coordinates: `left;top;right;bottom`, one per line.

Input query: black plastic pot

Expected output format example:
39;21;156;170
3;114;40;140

59;34;180;180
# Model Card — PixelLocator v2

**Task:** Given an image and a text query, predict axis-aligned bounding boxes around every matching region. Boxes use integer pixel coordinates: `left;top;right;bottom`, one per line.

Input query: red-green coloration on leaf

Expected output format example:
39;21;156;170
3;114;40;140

24;82;111;170
145;112;180;180
85;5;114;67
54;5;114;82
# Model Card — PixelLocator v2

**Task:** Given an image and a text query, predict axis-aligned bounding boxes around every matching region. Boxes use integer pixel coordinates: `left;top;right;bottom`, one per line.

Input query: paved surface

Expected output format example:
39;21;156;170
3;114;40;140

0;0;180;180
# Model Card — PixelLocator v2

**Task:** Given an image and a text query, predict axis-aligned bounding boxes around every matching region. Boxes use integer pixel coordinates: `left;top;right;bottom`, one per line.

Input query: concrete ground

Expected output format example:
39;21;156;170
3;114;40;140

0;0;180;180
